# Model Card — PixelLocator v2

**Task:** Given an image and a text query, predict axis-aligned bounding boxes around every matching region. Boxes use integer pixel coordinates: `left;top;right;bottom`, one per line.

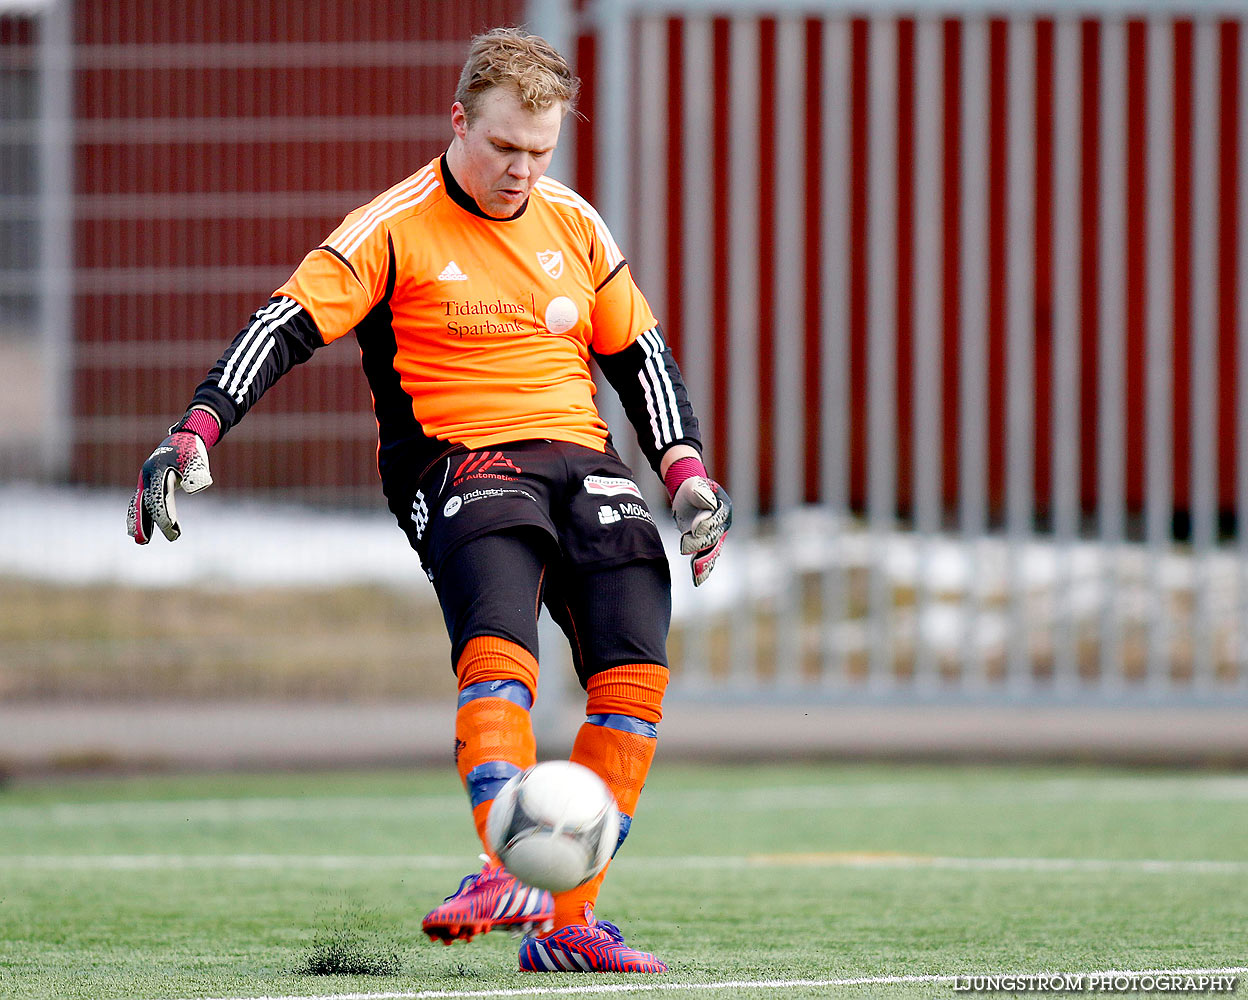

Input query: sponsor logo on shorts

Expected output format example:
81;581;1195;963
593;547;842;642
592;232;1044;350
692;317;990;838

597;500;655;526
619;501;655;524
443;487;540;514
584;474;643;499
411;490;429;539
454;451;522;485
463;486;537;505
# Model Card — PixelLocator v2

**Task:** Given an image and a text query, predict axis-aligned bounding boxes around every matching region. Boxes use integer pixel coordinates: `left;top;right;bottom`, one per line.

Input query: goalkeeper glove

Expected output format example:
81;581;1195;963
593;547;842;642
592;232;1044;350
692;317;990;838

665;455;732;587
127;408;220;544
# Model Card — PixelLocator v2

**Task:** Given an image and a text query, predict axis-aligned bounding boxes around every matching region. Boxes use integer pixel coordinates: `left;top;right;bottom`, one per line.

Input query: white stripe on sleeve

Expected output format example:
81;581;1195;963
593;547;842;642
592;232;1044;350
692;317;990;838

636;327;682;447
218;297;294;393
637;361;667;450
220;296;303;402
330;166;436;260
336;171;439;259
230;336;279;404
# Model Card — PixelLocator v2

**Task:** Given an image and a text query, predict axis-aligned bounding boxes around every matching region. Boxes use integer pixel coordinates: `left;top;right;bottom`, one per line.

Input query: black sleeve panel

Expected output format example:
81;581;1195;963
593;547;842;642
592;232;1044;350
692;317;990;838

189;295;326;436
591;323;702;476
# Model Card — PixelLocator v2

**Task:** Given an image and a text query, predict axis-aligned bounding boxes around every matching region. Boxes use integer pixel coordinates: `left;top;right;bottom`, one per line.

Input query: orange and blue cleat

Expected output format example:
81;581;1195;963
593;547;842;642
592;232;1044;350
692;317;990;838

518;910;668;973
422;863;553;944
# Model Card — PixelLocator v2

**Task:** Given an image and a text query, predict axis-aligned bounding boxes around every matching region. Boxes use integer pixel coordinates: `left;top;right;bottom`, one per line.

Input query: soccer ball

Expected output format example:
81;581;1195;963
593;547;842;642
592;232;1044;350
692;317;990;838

486;760;620;893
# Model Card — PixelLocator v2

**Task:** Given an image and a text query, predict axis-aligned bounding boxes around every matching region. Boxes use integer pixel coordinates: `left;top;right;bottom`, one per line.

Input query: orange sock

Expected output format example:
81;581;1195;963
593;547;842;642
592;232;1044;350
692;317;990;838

554;663;668;927
454;636;540;859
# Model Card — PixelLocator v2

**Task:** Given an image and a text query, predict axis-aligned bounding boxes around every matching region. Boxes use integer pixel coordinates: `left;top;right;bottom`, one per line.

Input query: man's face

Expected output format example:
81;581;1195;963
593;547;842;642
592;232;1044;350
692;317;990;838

450;87;563;219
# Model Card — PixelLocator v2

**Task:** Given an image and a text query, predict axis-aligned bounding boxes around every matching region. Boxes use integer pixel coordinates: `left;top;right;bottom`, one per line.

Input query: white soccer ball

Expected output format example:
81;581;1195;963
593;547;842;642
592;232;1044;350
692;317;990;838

486;760;621;894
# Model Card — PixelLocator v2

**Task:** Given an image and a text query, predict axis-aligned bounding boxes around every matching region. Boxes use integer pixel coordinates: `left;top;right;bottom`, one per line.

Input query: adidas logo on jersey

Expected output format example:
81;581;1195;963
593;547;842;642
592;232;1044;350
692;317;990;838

438;260;468;281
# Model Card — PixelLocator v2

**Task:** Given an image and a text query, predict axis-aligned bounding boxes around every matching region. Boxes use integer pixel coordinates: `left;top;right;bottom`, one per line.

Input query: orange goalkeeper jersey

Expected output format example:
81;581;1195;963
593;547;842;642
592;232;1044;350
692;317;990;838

277;154;657;456
192;154;700;487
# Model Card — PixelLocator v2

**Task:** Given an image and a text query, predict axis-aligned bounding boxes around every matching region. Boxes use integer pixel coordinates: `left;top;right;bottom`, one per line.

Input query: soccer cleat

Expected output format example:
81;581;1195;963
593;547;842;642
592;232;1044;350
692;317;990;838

518;910;668;973
422;863;553;944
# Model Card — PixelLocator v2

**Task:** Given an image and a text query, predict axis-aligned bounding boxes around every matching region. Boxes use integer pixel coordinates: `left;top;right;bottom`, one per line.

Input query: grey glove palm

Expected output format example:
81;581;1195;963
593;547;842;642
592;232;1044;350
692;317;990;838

127;431;213;543
671;476;732;586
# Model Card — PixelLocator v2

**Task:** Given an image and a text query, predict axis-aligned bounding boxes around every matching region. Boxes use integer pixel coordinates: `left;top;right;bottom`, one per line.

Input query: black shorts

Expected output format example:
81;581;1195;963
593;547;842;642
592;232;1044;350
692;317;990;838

390;439;669;583
432;528;672;682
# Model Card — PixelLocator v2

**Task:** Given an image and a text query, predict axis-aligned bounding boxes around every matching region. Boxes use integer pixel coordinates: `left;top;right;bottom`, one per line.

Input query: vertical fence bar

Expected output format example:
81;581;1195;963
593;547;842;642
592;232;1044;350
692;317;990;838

727;15;761;686
1240;15;1248;686
634;16;669;326
819;14;851;689
773;14;806;684
773;16;805;515
596;4;633;252
1006;15;1036;692
679;15;714;684
867;14;898;688
960;15;990;689
681;16;714;461
618;14;669;482
1145;15;1174;692
528;0;575;182
1189;15;1218;694
37;0;74;481
913;13;944;692
1098;15;1127;693
1052;14;1082;693
594;1;633;447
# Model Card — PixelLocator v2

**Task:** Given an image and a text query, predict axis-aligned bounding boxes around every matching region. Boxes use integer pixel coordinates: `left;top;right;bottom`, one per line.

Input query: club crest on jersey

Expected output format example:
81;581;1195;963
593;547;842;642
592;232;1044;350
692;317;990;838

537;249;564;279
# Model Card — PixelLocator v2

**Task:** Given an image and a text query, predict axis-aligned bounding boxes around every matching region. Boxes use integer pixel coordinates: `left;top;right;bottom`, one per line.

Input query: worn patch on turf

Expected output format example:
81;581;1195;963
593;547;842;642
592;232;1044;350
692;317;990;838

293;908;404;977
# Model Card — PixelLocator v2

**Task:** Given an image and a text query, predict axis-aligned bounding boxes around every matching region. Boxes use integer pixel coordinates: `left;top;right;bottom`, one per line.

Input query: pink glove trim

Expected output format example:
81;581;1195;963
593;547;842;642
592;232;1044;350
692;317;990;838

180;408;221;449
664;455;707;499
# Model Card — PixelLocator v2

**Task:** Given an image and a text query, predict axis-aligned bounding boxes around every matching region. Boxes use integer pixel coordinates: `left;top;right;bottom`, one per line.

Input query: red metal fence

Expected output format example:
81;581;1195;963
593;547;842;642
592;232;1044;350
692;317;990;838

47;5;1248;529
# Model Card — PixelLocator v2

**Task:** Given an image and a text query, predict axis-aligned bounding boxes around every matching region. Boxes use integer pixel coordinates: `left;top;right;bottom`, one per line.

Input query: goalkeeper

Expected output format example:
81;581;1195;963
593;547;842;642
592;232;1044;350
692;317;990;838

127;26;730;975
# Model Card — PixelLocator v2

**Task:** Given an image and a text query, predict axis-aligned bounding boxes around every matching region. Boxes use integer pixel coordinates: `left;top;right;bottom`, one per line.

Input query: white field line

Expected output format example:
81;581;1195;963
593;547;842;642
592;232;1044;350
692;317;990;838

4;853;1247;875
160;966;1248;1000
5;774;1248;826
0;795;467;826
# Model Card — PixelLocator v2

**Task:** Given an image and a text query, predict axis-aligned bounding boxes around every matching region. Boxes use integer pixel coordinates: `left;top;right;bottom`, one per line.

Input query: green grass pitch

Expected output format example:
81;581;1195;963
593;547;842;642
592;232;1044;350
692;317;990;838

1;761;1246;999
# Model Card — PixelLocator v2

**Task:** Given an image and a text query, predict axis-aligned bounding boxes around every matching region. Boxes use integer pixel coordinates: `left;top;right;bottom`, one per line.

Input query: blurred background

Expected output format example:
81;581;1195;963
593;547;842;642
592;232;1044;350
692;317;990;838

2;0;1247;774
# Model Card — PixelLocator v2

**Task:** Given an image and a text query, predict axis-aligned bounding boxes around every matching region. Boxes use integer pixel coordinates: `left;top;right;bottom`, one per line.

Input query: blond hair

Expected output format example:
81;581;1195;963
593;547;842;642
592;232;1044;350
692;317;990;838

455;27;579;121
